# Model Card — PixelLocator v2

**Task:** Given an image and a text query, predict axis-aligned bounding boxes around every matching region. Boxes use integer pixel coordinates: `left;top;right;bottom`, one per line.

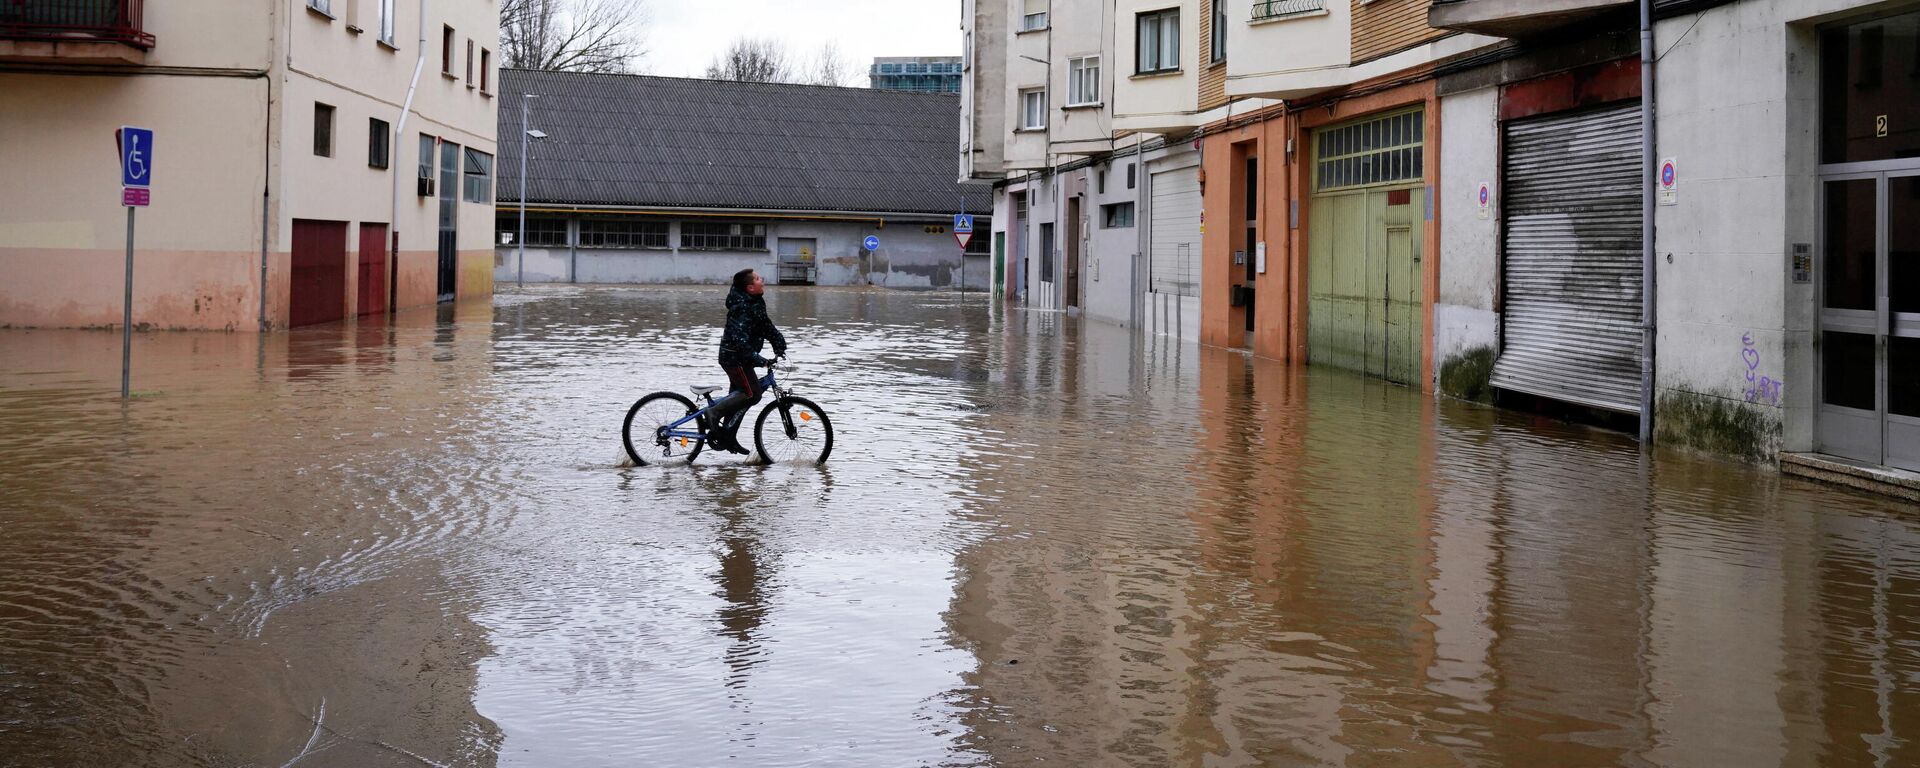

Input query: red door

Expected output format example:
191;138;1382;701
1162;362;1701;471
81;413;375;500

290;219;348;327
358;223;388;316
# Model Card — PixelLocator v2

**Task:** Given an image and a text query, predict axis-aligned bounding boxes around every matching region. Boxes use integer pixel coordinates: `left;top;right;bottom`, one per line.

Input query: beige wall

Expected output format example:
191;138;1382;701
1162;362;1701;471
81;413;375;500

0;1;499;331
0;73;271;330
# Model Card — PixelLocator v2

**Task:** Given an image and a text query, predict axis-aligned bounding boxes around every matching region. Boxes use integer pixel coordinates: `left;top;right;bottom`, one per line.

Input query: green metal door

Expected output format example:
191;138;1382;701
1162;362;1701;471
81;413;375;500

1307;109;1426;384
993;231;1006;296
1307;186;1423;383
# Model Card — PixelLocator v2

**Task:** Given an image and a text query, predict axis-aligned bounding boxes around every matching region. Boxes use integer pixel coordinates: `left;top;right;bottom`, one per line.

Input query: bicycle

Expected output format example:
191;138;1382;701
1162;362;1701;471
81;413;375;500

622;359;834;467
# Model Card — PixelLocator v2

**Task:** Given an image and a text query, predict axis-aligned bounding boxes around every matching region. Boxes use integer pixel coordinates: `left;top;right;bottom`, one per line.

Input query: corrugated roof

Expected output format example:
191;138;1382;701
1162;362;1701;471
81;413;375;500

497;69;989;216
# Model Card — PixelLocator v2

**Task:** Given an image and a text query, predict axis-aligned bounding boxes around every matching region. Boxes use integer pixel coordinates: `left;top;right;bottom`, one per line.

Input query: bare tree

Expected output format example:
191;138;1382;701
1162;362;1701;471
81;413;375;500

501;0;646;73
704;37;792;83
805;41;854;87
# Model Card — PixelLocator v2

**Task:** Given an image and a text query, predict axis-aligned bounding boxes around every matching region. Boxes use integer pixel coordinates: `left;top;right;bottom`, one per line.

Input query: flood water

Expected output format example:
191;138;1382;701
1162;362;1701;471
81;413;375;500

2;286;1918;767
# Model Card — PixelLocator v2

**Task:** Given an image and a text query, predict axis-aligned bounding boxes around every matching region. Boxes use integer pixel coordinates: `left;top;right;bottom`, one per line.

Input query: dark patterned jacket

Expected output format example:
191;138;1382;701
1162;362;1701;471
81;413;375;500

718;286;786;368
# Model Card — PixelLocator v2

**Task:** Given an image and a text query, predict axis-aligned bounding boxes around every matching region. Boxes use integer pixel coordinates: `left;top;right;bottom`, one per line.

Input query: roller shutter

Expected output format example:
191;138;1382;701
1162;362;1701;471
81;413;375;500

1150;167;1201;296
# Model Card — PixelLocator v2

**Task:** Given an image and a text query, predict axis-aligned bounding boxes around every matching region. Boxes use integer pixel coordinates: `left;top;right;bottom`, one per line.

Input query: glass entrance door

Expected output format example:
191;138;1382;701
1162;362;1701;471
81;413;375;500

1819;170;1920;471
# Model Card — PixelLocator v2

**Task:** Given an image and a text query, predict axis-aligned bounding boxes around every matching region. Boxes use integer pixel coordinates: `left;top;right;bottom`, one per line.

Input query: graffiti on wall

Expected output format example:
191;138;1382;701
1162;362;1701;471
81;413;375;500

1742;333;1784;406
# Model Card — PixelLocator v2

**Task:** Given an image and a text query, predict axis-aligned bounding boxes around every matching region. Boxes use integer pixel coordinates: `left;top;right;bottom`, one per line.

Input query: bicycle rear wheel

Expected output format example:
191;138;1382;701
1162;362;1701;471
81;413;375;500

623;392;705;466
753;396;833;465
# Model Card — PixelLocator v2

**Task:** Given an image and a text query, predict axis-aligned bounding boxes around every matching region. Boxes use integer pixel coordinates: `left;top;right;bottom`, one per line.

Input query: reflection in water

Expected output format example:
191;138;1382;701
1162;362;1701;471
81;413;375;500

2;286;1918;766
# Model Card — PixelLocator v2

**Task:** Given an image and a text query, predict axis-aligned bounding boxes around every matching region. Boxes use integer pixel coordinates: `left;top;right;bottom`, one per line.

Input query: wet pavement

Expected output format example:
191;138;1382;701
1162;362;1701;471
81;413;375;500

2;285;1918;767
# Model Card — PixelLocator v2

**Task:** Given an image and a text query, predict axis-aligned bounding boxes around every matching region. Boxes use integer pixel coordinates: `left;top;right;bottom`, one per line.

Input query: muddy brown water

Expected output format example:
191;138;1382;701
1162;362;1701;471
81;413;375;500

2;286;1917;767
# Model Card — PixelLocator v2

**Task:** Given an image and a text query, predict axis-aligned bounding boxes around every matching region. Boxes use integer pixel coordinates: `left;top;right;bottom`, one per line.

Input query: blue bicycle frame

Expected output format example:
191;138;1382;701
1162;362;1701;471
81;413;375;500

657;367;782;444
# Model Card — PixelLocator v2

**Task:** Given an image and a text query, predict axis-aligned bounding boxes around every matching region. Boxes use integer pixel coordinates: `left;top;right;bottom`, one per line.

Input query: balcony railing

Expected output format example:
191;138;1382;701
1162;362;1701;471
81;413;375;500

0;0;155;50
1252;0;1326;20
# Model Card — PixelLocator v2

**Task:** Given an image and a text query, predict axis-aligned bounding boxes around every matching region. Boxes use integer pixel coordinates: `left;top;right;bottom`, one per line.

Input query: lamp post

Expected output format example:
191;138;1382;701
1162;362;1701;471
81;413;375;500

518;94;545;288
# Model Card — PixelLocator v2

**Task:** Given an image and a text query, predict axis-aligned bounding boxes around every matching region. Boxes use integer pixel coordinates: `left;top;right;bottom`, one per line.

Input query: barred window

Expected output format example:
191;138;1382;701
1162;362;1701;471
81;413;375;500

579;219;669;248
496;216;568;247
681;222;767;250
1315;110;1424;191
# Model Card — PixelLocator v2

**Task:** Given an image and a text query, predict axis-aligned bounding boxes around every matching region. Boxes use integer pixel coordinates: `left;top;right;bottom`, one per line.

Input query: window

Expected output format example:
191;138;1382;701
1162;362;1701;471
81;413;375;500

378;0;394;45
498;216;569;247
1137;9;1180;74
1039;222;1056;282
481;49;492;92
1314;110;1424;191
1067;57;1100;105
1102;202;1136;228
579;219;669;248
681;222;768;250
418;133;435;186
462;148;493;203
442;26;454;74
369;118;389;169
1127;163;1136;189
966;229;992;255
1097;169;1107;194
1020;89;1047;130
313;103;334;157
1211;1;1227;63
306;0;331;16
466;39;475;87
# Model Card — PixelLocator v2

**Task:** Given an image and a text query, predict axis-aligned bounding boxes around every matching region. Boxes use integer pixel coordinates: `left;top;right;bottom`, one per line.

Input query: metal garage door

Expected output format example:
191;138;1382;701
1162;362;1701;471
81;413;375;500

1150;166;1201;296
1490;103;1643;413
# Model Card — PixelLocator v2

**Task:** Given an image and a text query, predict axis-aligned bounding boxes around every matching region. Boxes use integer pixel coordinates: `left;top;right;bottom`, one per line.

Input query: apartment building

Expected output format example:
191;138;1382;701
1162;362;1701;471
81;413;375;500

0;0;499;331
965;0;1276;336
869;56;964;92
964;0;1920;488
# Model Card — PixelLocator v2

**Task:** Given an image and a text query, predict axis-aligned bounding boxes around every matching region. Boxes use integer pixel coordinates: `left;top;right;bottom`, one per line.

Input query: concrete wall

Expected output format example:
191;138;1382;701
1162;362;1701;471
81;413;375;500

1647;0;1878;457
0;73;271;331
494;217;985;289
1435;86;1501;374
1084;155;1145;327
1048;0;1116;151
1005;0;1052;170
1113;0;1202;132
1222;0;1354;99
961;0;1009;180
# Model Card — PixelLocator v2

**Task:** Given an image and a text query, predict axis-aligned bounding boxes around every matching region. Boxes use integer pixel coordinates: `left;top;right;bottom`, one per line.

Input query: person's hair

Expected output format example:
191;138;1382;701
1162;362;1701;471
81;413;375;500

732;268;757;290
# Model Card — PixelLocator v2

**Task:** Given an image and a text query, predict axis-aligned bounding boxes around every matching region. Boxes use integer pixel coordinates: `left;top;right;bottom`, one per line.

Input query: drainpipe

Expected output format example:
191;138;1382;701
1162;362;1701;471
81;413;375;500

1638;0;1658;443
390;0;428;315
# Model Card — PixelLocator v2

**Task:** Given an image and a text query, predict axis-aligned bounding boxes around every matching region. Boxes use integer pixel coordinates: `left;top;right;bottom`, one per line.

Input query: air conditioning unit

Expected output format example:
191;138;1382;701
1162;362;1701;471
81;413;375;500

417;167;435;197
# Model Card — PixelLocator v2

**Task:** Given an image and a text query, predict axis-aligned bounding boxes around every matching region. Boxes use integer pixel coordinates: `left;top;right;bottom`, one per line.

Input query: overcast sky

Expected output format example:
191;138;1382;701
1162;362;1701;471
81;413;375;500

641;0;963;81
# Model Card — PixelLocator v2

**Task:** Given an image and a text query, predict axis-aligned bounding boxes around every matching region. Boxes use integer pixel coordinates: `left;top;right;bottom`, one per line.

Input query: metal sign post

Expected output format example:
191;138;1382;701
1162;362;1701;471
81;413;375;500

953;214;974;293
116;127;154;399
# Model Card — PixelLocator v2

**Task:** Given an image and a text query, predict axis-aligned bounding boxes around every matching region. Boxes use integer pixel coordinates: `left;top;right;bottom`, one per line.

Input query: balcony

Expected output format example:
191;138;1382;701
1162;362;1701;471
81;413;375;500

1428;0;1632;39
0;0;154;65
1252;0;1327;22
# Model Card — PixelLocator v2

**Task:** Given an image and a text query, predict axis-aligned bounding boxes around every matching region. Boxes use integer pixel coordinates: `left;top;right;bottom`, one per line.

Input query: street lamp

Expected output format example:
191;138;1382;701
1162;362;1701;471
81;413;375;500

517;94;545;288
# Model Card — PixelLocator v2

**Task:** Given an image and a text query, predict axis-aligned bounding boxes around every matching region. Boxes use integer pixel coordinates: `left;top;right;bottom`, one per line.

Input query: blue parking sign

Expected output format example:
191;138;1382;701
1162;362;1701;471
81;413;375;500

118;127;153;188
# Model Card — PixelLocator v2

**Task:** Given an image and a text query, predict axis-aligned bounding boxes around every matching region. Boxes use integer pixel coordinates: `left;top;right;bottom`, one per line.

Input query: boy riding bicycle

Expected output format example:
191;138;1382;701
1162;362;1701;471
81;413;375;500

708;268;785;454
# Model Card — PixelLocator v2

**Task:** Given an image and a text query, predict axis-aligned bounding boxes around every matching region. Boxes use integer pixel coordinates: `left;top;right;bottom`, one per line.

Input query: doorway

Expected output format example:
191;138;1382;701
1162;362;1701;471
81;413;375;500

1306;109;1426;385
290;219;348;327
1064;196;1082;309
437;140;460;302
1815;11;1920;471
1818;170;1920;471
358;223;388;316
776;237;817;285
1244;155;1258;347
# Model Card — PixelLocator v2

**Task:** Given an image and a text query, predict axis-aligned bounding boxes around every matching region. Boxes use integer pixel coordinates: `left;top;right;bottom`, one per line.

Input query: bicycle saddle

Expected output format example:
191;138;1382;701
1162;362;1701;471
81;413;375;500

689;385;721;395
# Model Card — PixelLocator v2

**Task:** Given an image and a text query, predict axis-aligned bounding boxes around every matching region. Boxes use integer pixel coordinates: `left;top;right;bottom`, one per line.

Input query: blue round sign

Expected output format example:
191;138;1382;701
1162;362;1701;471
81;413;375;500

863;235;880;251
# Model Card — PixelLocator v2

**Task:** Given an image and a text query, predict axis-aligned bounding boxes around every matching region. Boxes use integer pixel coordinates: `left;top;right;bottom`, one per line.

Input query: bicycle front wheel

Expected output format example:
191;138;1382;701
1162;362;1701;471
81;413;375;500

623;392;705;466
754;396;833;465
